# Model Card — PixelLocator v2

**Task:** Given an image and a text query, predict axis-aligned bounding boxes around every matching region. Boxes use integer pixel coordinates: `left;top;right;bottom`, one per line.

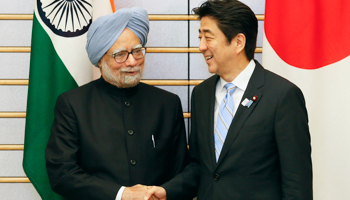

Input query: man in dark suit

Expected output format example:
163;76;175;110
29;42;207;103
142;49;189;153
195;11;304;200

45;7;189;200
145;0;312;199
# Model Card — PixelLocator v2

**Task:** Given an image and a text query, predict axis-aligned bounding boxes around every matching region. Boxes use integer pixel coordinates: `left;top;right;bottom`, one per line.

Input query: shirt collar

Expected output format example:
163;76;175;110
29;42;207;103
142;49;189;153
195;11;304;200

218;59;256;92
98;76;140;97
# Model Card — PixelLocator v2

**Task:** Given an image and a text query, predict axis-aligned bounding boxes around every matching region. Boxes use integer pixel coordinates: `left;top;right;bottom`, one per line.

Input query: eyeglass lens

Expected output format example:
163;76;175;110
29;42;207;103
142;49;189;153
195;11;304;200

114;48;146;63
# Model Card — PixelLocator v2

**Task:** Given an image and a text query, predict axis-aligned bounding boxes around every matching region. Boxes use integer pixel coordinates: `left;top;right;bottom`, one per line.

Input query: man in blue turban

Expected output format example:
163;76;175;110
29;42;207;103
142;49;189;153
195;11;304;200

46;7;190;200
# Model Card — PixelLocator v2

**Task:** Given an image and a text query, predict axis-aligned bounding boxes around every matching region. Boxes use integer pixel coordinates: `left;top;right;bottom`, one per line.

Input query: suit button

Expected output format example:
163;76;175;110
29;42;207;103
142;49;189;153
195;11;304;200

213;174;220;181
125;101;130;107
130;160;136;165
128;130;134;135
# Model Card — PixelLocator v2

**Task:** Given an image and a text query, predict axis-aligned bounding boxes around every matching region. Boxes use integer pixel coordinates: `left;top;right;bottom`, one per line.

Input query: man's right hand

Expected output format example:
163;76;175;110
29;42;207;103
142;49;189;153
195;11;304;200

122;184;151;200
144;186;166;200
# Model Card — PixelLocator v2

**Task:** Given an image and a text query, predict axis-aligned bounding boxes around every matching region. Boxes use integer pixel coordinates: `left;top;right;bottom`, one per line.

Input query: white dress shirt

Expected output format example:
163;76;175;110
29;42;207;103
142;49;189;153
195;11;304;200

116;186;126;200
214;60;256;131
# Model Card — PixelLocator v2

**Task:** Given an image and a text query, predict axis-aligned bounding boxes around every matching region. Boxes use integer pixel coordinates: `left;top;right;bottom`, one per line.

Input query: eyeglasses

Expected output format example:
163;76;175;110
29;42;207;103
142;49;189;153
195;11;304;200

106;47;147;63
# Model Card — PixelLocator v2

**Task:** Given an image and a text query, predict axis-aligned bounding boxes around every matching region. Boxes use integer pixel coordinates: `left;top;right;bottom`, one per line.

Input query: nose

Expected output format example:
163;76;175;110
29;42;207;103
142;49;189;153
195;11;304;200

125;53;138;66
199;38;208;52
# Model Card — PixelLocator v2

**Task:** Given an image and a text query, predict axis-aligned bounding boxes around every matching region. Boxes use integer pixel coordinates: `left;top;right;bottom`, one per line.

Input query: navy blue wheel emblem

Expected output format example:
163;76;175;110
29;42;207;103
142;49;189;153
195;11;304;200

37;0;93;37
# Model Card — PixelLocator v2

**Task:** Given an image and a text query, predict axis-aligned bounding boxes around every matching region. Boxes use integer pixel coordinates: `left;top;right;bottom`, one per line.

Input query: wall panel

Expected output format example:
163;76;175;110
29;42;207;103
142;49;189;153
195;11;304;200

115;0;188;14
0;119;25;144
148;21;188;47
257;21;264;47
0;0;34;14
0;183;40;200
0;151;26;176
0;86;28;111
143;53;188;79
0;20;32;46
0;53;30;79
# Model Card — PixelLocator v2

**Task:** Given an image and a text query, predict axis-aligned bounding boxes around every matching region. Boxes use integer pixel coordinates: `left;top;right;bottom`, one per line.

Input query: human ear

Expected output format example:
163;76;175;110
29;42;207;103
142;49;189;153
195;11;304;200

98;59;102;68
233;33;246;54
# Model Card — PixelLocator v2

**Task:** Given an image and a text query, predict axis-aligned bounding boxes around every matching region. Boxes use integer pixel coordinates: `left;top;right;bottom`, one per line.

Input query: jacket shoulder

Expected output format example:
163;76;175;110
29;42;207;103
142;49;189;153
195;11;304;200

139;82;178;98
264;69;300;91
59;78;100;99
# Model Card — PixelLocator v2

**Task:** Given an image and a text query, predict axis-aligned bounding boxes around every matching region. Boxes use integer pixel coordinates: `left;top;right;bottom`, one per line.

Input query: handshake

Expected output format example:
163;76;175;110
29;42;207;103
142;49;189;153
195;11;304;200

122;184;166;200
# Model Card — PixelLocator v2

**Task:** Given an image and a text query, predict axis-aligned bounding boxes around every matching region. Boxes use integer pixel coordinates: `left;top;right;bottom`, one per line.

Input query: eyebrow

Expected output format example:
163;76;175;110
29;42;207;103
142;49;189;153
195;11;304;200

111;44;143;54
133;44;143;49
112;48;127;54
199;28;213;35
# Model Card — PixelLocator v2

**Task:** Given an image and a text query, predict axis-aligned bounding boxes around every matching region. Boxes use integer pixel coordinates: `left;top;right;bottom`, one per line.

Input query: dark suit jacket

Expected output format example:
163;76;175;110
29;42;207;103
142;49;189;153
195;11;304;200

164;61;312;200
46;77;189;200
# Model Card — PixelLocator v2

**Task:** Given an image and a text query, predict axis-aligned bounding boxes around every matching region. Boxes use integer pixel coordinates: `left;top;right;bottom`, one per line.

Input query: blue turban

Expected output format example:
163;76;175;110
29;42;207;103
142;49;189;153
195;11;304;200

86;7;149;67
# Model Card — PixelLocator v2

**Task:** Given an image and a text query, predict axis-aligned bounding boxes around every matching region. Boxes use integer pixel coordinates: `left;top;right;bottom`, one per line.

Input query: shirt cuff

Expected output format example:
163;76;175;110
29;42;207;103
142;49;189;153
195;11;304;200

116;186;126;200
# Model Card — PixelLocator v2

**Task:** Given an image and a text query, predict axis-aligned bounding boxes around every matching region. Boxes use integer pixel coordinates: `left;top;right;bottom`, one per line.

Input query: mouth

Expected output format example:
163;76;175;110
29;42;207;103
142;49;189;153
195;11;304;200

205;55;213;60
123;71;139;76
121;67;141;75
205;55;213;62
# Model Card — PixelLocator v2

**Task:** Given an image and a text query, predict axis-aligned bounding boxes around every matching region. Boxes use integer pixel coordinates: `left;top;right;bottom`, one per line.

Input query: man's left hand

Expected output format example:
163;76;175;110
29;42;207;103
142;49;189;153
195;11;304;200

122;184;159;200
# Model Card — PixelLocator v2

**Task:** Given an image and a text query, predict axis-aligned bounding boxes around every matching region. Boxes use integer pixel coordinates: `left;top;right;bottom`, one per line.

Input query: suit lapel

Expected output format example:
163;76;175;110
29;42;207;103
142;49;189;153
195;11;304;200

216;61;265;166
202;75;220;169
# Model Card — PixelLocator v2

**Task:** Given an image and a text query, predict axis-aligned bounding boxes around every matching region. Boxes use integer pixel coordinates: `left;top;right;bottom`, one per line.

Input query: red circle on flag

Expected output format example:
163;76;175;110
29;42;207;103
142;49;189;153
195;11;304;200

265;1;350;69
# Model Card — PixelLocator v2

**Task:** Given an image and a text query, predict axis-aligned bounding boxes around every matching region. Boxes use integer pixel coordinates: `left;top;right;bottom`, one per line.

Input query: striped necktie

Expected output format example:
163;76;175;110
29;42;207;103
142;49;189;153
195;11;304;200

215;83;237;162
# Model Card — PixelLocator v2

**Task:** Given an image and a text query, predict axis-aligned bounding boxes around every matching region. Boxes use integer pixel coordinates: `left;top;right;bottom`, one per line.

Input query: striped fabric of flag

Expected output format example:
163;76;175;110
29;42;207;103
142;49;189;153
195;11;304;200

23;0;114;199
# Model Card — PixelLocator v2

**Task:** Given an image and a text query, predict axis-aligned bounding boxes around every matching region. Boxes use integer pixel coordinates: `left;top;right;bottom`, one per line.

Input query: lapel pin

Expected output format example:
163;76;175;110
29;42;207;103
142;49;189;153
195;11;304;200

241;95;258;108
241;98;253;108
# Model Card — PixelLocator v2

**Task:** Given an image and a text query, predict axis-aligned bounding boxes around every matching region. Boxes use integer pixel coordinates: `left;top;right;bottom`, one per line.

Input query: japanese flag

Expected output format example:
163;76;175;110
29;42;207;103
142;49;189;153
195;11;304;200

263;1;350;199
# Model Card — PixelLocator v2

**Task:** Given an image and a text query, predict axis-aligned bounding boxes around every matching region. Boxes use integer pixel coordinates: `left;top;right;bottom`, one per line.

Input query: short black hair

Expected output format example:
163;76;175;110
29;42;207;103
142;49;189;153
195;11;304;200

192;0;258;60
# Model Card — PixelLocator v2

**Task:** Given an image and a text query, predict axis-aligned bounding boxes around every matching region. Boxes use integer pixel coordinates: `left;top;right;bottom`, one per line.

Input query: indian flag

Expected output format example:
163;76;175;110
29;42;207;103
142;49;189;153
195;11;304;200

263;0;350;199
23;0;114;199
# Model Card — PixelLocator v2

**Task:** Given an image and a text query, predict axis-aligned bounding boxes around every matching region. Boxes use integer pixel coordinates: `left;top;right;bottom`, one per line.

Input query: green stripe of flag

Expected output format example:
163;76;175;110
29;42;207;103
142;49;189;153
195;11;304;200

23;13;77;200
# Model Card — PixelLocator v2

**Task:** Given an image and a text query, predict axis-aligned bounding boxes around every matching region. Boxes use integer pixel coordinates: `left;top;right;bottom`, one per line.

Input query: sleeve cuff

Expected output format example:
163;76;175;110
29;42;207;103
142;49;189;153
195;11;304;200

116;186;126;200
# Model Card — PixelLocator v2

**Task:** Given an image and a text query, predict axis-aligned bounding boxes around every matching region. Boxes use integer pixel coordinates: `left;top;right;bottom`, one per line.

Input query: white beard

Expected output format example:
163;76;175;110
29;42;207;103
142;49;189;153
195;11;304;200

101;59;143;88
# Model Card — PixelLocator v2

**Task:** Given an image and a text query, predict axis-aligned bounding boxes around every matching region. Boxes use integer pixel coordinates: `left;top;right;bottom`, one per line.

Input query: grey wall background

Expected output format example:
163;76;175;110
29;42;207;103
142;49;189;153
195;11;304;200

0;0;265;199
